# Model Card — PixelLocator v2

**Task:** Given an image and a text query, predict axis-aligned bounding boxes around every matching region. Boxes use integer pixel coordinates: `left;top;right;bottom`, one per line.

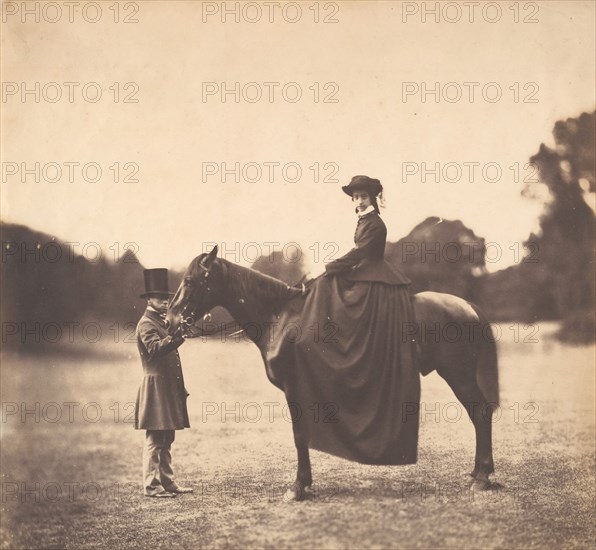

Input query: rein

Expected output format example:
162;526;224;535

181;320;245;339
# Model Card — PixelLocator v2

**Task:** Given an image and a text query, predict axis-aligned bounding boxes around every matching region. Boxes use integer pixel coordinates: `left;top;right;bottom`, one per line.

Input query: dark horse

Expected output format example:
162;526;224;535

166;246;499;501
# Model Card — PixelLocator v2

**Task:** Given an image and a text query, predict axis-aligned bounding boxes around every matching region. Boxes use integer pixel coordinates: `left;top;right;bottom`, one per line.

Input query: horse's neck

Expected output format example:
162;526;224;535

221;261;300;345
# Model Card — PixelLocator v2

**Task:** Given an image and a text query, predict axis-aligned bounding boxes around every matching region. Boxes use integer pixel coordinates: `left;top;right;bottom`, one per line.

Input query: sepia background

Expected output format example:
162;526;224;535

1;1;595;548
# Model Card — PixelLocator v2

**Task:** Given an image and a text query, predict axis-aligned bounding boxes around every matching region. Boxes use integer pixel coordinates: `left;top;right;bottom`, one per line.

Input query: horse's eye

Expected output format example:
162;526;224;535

184;277;192;285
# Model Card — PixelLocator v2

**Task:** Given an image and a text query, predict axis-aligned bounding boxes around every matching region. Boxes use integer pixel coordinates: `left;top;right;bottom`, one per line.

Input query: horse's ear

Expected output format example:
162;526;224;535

199;245;218;268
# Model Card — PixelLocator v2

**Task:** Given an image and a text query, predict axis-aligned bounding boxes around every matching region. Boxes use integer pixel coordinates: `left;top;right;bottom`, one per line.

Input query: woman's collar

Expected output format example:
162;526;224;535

357;205;376;218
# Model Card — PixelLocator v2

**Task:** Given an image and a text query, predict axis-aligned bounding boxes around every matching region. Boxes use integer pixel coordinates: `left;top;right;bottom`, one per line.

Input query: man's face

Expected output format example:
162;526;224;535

147;294;170;313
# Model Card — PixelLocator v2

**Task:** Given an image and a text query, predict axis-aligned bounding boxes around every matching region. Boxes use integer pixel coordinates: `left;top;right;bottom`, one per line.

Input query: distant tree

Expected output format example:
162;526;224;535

476;111;595;341
524;112;595;341
0;222;145;348
386;217;486;301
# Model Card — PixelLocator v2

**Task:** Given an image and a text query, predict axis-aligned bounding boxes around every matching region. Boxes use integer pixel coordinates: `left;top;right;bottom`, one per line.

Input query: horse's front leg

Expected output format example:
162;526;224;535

284;400;312;501
284;444;312;501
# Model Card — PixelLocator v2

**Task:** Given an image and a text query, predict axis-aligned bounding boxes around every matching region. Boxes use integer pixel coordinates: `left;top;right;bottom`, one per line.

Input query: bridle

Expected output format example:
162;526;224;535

177;260;243;339
179;262;209;332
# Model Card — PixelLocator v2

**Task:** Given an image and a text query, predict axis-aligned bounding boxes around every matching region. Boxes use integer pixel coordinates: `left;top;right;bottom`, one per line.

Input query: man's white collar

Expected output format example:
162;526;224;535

147;305;164;316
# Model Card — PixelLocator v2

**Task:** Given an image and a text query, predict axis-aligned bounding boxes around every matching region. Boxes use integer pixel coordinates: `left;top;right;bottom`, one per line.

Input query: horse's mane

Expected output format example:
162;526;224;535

223;259;299;307
190;255;299;310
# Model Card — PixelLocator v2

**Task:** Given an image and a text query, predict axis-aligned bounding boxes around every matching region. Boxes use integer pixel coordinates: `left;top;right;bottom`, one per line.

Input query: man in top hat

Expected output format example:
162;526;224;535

134;268;193;498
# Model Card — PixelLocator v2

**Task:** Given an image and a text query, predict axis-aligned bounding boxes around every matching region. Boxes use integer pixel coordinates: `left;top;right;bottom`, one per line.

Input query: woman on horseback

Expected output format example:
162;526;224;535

292;175;420;465
324;175;412;287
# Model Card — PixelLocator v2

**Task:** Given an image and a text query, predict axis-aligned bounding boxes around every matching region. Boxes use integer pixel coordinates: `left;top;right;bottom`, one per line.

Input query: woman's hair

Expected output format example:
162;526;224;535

371;192;384;214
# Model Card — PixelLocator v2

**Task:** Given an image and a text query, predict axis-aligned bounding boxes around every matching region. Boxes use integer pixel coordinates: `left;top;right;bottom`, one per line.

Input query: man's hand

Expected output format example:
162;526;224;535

171;326;185;346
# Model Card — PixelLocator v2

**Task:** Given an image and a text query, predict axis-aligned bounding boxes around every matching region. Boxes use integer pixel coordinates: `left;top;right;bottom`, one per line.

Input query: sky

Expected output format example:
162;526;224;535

2;0;595;273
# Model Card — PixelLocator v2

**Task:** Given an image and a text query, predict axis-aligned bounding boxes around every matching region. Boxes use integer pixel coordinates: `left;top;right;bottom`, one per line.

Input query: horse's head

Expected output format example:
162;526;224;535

166;246;225;336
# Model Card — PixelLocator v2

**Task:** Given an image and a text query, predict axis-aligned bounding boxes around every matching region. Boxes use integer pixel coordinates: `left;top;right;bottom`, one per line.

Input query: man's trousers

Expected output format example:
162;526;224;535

142;429;177;495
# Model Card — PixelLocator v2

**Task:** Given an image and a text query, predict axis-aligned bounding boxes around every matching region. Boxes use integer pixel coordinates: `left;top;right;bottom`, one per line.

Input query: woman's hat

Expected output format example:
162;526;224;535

342;175;383;197
140;268;175;298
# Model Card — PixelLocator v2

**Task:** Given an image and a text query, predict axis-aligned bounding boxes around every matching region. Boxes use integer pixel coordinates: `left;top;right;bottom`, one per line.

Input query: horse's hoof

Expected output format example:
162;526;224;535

470;477;503;492
470;478;491;491
283;488;299;501
283;484;311;502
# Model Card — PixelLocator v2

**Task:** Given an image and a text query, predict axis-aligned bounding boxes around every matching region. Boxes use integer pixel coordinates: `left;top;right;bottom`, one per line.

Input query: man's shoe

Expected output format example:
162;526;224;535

145;491;177;498
167;486;194;494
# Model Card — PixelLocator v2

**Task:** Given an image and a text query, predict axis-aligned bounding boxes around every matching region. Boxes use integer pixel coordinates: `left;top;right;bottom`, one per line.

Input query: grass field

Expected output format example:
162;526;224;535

1;323;594;549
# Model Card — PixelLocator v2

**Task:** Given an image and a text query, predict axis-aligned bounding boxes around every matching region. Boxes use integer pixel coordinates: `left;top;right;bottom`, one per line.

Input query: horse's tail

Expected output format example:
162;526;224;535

469;303;500;406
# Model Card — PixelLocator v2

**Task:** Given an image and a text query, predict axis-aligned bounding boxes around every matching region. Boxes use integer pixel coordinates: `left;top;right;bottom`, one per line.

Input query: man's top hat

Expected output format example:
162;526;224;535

342;175;383;197
140;268;175;298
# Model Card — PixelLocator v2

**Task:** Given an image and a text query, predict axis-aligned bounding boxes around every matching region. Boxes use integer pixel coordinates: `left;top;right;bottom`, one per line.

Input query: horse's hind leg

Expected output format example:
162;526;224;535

437;363;495;490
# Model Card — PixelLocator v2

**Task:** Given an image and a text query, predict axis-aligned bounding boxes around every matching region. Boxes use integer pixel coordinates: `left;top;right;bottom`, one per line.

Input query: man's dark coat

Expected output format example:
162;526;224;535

134;308;189;430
